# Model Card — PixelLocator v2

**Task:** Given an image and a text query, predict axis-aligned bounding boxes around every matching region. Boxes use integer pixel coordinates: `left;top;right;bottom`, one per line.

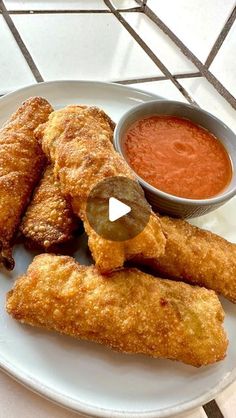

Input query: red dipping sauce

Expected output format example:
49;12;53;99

123;115;232;200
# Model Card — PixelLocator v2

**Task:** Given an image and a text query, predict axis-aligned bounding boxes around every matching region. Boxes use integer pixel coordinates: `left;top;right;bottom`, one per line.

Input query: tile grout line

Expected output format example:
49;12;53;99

114;72;202;85
10;9;111;14
205;6;236;68
203;400;225;418
103;0;198;106
8;8;143;14
139;0;147;11
138;1;236;110
0;0;43;82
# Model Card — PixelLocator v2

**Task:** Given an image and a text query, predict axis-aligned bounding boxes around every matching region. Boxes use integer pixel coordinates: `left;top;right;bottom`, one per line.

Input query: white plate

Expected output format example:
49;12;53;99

0;80;236;418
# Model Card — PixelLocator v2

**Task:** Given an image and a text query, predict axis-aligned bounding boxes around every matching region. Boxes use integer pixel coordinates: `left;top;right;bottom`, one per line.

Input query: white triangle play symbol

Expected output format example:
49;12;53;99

109;197;131;222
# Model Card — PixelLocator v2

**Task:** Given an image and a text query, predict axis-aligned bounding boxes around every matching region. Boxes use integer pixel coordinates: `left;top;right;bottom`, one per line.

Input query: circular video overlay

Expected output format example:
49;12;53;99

86;176;151;242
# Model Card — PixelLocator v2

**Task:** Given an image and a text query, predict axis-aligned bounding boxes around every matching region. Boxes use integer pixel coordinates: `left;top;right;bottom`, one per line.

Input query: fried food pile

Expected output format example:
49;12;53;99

0;97;52;269
1;97;236;367
37;105;166;273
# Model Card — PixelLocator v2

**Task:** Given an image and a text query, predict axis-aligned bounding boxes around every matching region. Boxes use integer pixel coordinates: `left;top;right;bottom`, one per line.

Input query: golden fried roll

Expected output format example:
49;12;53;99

37;105;166;273
20;165;79;250
151;216;236;303
6;254;228;367
0;97;53;269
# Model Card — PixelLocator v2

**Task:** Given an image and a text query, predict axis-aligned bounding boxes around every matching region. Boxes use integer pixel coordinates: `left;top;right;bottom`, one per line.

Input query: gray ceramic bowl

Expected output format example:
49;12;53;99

114;100;236;218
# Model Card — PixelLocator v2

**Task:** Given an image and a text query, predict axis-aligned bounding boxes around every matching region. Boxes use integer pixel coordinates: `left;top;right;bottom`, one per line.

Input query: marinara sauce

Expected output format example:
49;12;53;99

123;115;232;200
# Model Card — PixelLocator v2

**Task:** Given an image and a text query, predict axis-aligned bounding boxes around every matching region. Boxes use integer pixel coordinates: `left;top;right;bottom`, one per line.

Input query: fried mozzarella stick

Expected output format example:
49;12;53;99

0;97;53;269
37;106;166;273
152;216;236;303
20;165;79;251
6;254;228;367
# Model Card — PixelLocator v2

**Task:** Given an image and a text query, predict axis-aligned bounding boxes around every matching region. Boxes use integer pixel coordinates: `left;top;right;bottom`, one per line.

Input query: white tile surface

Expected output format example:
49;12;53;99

147;0;235;63
128;79;188;101
0;16;35;93
111;0;138;8
216;380;236;418
181;77;236;133
12;13;162;81
210;21;236;99
123;12;197;74
4;0;108;10
176;408;207;418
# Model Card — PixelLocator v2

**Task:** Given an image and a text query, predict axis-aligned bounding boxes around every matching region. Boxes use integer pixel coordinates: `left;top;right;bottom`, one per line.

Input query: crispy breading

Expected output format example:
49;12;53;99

151;216;236;303
6;254;228;367
20;165;79;251
0;97;53;269
37;106;166;273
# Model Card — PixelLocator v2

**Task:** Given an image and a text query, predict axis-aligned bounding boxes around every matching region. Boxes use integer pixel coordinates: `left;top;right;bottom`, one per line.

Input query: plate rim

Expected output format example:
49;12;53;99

1;353;236;418
0;79;235;418
0;79;162;105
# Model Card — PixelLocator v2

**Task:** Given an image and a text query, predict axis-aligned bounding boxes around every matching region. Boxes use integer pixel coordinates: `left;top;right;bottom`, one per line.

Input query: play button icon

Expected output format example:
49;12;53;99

86;176;151;242
109;197;131;222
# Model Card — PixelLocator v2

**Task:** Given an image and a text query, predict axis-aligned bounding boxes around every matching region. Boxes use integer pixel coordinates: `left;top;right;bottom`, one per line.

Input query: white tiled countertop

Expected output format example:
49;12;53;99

0;1;236;417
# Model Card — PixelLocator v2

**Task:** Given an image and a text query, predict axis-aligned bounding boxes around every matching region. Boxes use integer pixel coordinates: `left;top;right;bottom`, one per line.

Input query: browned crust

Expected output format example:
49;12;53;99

38;105;166;273
20;165;79;251
6;253;228;367
0;97;53;269
153;216;236;302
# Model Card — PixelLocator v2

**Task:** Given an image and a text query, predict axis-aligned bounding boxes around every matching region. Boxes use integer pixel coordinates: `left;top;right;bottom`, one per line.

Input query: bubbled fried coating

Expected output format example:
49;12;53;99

37;105;166;273
6;254;228;367
151;216;236;303
20;165;79;251
0;97;53;269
